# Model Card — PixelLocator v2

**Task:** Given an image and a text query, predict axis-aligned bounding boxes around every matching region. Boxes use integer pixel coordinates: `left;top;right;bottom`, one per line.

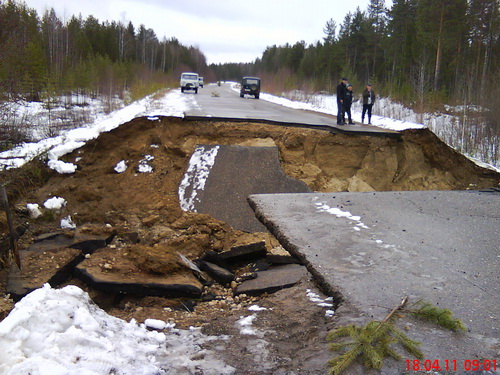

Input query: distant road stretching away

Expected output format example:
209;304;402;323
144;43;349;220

183;83;398;137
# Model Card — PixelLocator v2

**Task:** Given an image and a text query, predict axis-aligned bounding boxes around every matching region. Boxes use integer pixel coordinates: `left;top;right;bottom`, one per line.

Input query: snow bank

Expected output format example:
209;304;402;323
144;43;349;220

0;284;235;375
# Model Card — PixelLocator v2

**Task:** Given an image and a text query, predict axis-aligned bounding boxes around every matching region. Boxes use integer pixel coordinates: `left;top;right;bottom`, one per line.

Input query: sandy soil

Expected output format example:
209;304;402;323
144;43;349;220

0;117;498;373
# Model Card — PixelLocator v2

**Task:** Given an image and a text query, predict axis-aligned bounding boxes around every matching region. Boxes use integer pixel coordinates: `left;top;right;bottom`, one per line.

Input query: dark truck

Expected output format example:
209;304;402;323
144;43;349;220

240;77;261;99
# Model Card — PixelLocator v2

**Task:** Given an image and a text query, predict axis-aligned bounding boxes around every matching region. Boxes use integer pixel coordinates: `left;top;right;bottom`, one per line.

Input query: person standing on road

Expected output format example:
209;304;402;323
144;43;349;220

362;84;376;124
343;84;354;124
336;77;348;125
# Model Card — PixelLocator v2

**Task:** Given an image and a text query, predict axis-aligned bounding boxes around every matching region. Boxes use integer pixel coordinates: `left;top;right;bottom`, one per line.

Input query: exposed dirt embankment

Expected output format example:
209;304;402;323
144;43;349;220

18;117;497;226
280;126;497;192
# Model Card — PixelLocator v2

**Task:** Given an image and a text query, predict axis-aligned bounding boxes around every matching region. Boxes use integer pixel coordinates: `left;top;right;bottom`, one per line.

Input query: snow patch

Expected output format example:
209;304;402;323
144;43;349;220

144;318;168;331
306;289;335;318
47;159;77;174
178;145;220;211
114;160;128;173
60;215;76;229
248;305;267;312
26;203;42;219
237;314;259;335
43;196;66;211
313;200;368;231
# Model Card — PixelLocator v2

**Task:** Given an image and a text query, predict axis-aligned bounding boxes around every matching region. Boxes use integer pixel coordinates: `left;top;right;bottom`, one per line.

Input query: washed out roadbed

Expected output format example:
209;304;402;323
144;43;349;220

0;116;499;374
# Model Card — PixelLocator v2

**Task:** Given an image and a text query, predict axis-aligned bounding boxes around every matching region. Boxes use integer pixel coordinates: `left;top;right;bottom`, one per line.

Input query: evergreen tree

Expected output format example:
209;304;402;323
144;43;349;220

0;0;211;101
467;0;499;104
416;0;468;91
323;18;337;44
0;0;43;98
338;8;367;75
365;0;388;81
288;41;306;73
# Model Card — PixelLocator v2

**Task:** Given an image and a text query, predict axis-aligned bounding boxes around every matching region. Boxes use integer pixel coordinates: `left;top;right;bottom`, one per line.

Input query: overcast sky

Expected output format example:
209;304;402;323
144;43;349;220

22;0;385;64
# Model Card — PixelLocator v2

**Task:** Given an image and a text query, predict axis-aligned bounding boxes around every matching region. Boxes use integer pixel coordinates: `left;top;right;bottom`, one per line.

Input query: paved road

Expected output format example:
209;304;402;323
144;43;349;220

183;83;398;137
249;190;500;374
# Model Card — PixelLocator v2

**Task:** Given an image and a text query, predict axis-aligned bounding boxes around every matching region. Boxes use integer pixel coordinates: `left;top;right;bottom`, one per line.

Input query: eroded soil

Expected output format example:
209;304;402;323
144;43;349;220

0;117;499;373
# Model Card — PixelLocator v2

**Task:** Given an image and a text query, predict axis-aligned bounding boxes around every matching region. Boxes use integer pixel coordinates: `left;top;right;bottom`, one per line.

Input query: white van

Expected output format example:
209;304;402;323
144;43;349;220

180;72;199;93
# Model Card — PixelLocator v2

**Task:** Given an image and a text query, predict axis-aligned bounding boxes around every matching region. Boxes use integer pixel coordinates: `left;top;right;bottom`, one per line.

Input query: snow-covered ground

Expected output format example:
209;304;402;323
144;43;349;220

0;84;499;374
261;91;426;132
0;90;191;172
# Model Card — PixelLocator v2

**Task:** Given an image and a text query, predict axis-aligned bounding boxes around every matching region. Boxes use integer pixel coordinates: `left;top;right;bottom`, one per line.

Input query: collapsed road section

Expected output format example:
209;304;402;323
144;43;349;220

2;116;499;302
0;116;499;373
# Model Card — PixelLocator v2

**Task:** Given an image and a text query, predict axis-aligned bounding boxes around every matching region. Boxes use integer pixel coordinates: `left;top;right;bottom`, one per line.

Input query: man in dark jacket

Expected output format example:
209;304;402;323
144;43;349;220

343;84;354;124
362;84;376;124
336;77;348;124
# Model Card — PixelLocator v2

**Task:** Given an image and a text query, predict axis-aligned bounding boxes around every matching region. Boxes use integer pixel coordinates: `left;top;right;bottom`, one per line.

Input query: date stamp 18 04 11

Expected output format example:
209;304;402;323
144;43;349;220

406;359;497;372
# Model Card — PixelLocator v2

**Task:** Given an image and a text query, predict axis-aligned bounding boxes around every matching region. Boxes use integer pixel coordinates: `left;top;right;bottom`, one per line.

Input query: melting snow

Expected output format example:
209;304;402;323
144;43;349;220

114;160;128;173
26;203;42;219
0;284;235;375
60;215;77;229
313;200;368;230
43;196;67;210
306;289;335;318
178;145;220;211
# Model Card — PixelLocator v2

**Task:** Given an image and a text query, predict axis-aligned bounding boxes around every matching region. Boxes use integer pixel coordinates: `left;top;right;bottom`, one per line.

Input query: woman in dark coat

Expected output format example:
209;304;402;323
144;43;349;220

362;84;376;124
343;84;354;124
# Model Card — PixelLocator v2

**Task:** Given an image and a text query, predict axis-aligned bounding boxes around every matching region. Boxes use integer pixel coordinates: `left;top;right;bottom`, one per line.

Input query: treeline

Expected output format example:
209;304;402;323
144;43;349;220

211;63;258;83
214;0;499;111
0;0;211;102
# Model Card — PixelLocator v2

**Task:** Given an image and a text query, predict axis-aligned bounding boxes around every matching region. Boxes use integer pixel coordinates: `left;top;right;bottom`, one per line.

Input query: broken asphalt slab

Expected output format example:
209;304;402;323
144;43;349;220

249;190;499;373
234;264;310;296
181;145;311;232
219;241;267;263
199;241;268;270
8;228;300;300
7;229;115;300
74;264;203;298
199;242;307;293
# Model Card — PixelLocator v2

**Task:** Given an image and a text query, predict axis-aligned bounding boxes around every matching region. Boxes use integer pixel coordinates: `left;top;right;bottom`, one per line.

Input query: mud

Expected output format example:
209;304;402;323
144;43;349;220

0;116;499;373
